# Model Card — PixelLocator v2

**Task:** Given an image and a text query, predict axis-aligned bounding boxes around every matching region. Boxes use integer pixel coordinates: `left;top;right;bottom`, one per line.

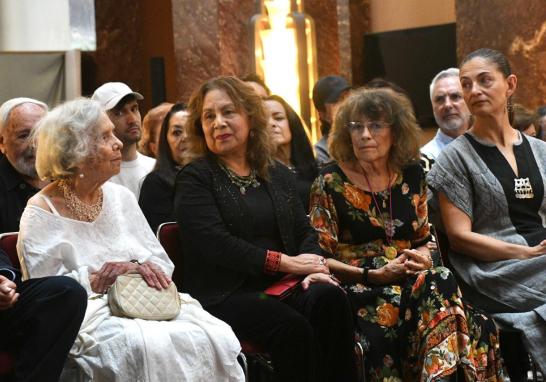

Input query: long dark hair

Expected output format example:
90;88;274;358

155;103;187;186
265;95;318;181
184;76;274;180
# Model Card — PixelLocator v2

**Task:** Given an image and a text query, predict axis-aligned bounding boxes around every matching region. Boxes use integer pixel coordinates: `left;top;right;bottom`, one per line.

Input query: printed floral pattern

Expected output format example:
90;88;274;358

309;163;505;382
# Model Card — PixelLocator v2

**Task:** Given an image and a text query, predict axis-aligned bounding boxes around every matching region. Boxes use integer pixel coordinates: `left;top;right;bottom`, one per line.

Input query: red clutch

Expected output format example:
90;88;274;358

264;274;302;300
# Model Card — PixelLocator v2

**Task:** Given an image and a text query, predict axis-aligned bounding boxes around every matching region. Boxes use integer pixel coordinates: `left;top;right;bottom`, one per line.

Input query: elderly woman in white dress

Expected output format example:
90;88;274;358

16;98;244;382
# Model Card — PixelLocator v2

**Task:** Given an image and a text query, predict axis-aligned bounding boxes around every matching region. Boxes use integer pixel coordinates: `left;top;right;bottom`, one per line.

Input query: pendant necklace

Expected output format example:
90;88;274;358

359;164;397;259
514;177;534;199
219;161;260;195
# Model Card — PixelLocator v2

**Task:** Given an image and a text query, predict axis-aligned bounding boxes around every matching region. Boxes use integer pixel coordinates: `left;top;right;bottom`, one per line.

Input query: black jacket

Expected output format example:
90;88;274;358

139;170;176;234
174;156;321;307
0;156;39;233
0;249;21;287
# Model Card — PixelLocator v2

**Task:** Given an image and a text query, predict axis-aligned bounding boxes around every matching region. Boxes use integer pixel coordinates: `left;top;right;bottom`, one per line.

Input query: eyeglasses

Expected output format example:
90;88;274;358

346;121;390;135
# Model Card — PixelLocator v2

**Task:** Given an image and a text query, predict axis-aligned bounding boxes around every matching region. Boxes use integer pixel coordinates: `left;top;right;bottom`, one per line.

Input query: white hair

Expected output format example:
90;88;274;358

0;97;48;135
34;98;103;180
429;68;460;100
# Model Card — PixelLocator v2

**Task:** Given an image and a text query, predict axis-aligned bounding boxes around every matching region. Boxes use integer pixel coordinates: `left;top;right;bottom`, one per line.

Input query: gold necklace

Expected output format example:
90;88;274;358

218;161;260;195
58;179;103;222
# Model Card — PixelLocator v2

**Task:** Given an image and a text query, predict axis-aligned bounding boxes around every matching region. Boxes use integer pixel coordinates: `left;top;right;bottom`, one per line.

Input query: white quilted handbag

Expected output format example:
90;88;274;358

108;272;181;320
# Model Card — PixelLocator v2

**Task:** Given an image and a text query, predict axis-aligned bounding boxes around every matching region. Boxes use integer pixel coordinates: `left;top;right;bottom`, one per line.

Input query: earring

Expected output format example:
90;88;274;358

249;130;255;138
79;173;84;178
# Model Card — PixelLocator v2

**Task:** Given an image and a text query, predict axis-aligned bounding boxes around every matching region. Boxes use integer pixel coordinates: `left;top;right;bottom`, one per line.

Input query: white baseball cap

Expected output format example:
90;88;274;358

91;82;143;110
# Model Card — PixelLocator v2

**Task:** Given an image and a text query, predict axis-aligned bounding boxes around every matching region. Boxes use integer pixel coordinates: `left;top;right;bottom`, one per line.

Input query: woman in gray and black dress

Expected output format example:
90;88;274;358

428;48;546;373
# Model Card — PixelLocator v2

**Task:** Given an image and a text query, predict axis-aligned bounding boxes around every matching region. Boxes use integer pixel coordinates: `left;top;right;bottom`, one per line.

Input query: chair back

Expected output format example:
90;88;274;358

0;232;18;375
156;222;184;288
0;232;19;269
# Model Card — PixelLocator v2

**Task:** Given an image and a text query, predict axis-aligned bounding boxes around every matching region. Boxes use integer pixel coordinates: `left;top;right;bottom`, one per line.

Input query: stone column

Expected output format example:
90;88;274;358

82;0;145;99
87;0;367;108
171;0;255;102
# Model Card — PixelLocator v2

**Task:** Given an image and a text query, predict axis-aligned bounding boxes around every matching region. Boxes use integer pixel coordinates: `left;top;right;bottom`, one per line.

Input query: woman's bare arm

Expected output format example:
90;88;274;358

326;257;407;285
438;192;546;261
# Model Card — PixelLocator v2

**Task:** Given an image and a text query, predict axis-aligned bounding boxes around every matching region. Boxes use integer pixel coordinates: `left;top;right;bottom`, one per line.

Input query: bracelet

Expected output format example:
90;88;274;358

361;266;370;284
264;250;282;275
130;259;141;265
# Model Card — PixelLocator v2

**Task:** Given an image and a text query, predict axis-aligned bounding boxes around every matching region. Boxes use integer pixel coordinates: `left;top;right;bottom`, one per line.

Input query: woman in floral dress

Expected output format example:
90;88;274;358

309;87;505;381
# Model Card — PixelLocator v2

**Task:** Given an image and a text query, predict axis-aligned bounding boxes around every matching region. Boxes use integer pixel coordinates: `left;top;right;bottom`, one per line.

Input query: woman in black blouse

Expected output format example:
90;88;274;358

264;95;318;210
175;76;357;382
139;103;188;233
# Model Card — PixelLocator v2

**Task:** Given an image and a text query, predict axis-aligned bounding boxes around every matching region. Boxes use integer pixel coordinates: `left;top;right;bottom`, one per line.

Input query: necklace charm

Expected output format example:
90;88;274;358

514;177;534;199
219;162;260;195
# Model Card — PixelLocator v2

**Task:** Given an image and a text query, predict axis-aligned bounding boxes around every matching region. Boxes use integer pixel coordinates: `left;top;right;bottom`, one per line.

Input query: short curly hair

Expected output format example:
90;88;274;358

329;87;421;172
35;98;103;180
183;76;274;179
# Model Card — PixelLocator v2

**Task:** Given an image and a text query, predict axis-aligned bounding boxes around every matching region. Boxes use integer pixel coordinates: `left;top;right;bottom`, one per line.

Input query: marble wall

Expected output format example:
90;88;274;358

82;0;145;99
456;0;546;108
86;0;369;111
171;0;256;102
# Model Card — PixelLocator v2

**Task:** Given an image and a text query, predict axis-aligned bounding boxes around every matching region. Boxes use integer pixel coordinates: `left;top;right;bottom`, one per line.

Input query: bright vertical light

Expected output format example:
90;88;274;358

259;0;301;116
252;0;319;144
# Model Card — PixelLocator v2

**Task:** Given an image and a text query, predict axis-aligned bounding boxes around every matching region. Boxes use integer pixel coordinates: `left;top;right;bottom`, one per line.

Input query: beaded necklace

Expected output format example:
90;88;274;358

58;179;103;222
218;161;260;195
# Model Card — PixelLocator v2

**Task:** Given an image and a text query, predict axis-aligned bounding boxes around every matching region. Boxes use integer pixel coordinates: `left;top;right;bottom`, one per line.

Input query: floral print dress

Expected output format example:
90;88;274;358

309;162;505;382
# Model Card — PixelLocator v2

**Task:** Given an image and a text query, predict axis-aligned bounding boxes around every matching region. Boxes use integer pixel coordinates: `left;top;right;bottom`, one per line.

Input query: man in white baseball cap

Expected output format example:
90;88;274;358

92;82;154;198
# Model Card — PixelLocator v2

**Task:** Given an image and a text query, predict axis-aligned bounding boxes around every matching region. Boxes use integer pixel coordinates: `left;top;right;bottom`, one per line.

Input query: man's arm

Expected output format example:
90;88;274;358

0;275;18;310
0;248;21;286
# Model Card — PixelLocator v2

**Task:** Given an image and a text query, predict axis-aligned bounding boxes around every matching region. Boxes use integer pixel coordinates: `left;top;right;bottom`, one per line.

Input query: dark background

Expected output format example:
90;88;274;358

362;23;457;127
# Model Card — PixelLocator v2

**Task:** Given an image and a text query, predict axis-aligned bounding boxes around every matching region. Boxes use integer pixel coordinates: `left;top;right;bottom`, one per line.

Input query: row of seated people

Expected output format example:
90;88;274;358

141;49;544;380
0;48;544;382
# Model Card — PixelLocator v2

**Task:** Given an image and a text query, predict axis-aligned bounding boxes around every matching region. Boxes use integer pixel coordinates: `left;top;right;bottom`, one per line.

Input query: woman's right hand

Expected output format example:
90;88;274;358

278;253;330;276
90;261;139;294
526;240;546;258
301;272;340;290
376;254;408;284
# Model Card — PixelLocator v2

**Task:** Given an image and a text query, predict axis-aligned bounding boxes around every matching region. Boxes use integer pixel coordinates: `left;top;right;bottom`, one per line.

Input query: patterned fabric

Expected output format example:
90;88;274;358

427;132;546;369
309;162;506;382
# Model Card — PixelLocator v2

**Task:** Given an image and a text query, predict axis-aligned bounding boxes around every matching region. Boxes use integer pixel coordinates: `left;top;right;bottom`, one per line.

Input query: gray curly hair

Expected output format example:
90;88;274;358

35;98;104;180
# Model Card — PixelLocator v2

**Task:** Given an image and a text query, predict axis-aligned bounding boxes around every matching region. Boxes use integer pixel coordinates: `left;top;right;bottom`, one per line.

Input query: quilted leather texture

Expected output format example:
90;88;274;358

108;273;181;320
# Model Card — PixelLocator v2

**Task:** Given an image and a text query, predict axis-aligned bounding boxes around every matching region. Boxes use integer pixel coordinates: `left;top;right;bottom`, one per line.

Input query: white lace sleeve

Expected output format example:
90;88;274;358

17;207;94;293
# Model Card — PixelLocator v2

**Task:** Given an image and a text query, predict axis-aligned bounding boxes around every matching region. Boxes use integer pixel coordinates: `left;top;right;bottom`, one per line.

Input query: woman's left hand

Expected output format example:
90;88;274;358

402;248;433;274
91;261;139;294
136;261;172;290
301;272;340;290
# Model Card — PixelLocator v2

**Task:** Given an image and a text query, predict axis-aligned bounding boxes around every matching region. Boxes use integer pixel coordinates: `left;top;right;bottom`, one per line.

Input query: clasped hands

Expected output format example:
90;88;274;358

0;275;18;310
89;261;171;294
380;248;433;284
278;253;340;291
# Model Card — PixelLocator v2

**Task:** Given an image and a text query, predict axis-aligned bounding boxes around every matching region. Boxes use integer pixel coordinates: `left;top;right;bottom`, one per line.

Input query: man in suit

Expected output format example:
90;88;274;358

0;248;87;381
